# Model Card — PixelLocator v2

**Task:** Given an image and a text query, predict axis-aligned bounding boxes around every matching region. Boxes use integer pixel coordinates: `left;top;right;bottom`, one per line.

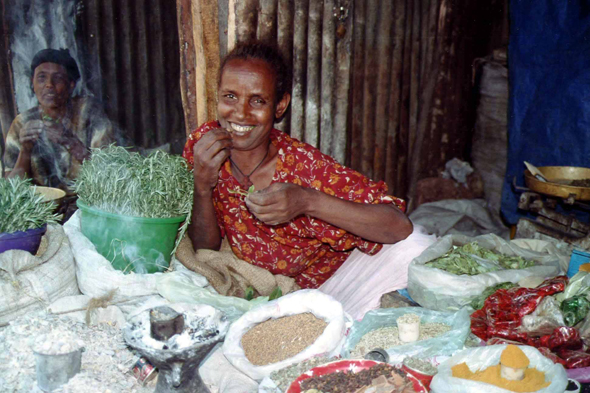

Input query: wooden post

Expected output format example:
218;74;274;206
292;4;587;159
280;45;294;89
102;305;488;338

177;0;198;135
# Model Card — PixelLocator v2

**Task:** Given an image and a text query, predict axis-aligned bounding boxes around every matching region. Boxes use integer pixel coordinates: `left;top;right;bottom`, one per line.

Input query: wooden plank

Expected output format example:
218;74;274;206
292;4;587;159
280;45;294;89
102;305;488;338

373;0;394;182
349;0;366;171
99;0;119;136
176;0;198;135
191;0;208;126
235;0;258;43
360;0;379;178
304;0;321;147
200;0;221;122
0;0;16;139
257;0;277;42
332;1;353;164
290;0;308;141
276;0;294;135
319;0;335;155
385;0;407;195
218;0;229;59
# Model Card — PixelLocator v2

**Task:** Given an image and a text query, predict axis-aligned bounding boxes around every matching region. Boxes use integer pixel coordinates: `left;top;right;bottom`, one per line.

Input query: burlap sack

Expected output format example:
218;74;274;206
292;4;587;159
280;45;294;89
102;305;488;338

175;236;299;298
0;224;80;325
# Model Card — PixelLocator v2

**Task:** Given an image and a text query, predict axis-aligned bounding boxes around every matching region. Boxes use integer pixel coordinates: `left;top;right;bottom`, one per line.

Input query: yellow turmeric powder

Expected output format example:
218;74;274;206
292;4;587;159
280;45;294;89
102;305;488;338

451;346;550;392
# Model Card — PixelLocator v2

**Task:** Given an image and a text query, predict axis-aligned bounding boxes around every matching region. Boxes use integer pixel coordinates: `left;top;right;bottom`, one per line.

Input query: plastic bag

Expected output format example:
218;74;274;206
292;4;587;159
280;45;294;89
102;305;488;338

157;273;268;321
471;276;568;342
340;307;471;364
222;289;352;381
408;233;563;311
561;295;590;327
430;345;568;393
520;297;566;336
470;282;517;310
557;271;590;302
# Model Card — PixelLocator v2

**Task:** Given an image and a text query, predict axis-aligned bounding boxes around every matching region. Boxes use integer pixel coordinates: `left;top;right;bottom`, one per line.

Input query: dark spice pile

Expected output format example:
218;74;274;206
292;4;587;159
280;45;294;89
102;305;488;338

570;178;590;187
300;363;416;393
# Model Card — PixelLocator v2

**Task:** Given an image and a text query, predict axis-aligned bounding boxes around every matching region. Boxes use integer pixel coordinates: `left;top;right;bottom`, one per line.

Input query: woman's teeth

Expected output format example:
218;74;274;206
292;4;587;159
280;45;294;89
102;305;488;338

230;123;255;133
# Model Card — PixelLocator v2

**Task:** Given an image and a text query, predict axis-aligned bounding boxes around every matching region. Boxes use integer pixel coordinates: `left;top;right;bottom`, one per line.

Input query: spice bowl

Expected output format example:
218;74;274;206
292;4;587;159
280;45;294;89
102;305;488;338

34;347;83;391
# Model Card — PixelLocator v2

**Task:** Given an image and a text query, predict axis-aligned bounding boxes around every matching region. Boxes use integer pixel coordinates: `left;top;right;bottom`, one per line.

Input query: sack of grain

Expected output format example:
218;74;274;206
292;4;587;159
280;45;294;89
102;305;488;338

407;233;563;311
222;289;352;381
0;224;80;325
430;345;567;393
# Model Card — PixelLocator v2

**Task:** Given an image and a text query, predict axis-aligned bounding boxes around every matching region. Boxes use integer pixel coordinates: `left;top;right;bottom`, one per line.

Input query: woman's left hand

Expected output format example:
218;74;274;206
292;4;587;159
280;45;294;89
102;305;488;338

245;183;309;225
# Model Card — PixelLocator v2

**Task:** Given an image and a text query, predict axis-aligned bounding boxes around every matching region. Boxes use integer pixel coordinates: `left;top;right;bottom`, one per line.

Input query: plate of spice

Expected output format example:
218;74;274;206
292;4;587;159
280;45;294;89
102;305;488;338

286;359;428;393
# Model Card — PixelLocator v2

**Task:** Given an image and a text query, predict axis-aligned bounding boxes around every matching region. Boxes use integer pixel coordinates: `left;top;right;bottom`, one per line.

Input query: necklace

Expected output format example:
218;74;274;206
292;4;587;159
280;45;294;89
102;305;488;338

229;145;270;188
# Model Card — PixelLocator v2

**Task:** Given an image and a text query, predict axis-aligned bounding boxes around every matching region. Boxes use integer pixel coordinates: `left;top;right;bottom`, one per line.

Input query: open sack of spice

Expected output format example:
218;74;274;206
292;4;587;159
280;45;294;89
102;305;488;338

222;289;352;381
430;344;568;393
341;307;471;364
407;233;563;311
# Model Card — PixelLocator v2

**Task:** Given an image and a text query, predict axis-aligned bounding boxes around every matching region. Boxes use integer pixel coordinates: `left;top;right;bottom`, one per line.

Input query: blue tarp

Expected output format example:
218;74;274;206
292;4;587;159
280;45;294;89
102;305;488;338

501;0;590;224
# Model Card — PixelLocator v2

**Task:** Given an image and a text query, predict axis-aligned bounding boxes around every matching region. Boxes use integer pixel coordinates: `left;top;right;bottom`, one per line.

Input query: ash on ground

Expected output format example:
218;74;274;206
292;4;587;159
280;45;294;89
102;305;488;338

0;310;155;393
126;305;227;351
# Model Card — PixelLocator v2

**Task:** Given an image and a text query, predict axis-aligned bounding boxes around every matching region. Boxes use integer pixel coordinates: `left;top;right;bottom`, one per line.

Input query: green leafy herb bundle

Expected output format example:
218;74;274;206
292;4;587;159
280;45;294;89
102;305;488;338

74;145;193;241
426;241;536;276
0;177;60;234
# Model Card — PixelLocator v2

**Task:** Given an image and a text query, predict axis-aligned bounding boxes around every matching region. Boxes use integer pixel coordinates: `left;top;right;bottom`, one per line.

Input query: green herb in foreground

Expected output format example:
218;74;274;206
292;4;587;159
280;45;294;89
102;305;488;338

229;185;255;198
0;177;61;234
74;145;194;252
426;242;536;276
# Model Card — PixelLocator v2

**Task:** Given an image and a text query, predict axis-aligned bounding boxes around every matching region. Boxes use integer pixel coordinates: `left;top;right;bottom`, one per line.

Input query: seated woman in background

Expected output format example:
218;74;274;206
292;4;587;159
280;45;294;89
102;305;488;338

182;41;422;294
4;48;114;191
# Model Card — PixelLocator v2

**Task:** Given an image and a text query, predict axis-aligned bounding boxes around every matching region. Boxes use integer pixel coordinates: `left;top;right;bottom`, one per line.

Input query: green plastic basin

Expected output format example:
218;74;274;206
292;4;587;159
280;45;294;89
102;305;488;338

77;201;186;274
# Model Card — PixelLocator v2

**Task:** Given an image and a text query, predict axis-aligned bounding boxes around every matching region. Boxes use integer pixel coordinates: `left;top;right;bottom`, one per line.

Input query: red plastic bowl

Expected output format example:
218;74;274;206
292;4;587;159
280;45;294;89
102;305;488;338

286;359;428;393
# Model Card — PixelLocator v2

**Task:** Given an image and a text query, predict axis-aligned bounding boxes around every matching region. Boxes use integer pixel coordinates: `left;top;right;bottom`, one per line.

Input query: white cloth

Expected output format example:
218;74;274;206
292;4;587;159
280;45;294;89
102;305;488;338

319;225;436;321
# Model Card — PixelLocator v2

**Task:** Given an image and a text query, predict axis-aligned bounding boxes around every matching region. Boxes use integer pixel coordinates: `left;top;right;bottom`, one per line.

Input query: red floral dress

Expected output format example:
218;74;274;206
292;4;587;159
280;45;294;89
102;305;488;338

183;121;406;288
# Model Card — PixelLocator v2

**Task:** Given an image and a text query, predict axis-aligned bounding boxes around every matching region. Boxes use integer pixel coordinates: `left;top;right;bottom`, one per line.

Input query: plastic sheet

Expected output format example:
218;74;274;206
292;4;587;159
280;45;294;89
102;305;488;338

430;345;568;393
157;273;268;322
520;297;565;336
341;307;471;364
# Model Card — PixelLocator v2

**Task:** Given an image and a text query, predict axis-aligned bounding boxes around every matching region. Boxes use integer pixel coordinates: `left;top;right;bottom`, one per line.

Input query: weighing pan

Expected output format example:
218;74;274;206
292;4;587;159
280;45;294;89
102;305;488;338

524;166;590;201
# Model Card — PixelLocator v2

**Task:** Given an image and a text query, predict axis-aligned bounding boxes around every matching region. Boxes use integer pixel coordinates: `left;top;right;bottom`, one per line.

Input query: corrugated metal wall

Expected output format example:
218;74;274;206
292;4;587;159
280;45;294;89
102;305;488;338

75;0;185;150
178;0;506;205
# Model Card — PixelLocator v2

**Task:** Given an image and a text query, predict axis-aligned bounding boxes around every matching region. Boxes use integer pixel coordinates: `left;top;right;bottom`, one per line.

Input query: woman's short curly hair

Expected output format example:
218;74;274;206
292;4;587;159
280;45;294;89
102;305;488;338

219;41;292;102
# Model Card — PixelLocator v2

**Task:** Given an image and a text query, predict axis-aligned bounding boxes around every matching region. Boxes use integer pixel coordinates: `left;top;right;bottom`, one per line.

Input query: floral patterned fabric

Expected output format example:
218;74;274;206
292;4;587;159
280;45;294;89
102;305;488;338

183;121;406;288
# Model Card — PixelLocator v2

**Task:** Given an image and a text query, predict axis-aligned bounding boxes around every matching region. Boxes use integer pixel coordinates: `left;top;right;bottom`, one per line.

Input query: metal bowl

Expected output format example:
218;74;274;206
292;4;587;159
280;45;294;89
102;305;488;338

524;166;590;201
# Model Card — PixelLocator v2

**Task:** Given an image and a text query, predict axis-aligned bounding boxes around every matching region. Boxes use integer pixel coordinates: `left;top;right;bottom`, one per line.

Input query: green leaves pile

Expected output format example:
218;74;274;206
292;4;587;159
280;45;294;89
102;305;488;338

0;177;60;234
426;242;537;276
74;145;194;244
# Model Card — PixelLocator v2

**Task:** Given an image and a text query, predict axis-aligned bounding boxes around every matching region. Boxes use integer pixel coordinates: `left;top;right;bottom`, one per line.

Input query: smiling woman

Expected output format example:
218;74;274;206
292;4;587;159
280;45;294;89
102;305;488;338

3;48;114;193
182;41;414;290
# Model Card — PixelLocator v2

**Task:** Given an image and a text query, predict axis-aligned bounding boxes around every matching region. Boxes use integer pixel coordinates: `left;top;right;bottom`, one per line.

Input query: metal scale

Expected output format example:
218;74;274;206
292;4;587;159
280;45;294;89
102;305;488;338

515;166;590;250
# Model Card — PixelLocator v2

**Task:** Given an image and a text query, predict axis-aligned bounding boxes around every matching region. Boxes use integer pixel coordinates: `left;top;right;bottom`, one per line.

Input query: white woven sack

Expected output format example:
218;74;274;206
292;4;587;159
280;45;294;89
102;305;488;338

430;345;567;393
222;289;352;381
407;233;563;311
0;224;80;325
63;210;207;302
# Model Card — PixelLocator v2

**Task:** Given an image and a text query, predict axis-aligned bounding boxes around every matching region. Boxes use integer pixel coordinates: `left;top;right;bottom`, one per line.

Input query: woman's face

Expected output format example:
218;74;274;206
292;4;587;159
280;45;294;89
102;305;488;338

32;62;74;110
217;58;290;152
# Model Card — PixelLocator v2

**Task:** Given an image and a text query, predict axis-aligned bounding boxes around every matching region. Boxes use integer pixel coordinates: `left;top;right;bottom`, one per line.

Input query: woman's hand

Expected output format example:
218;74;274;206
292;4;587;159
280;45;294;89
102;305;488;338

20;120;44;150
245;183;310;225
192;128;233;195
